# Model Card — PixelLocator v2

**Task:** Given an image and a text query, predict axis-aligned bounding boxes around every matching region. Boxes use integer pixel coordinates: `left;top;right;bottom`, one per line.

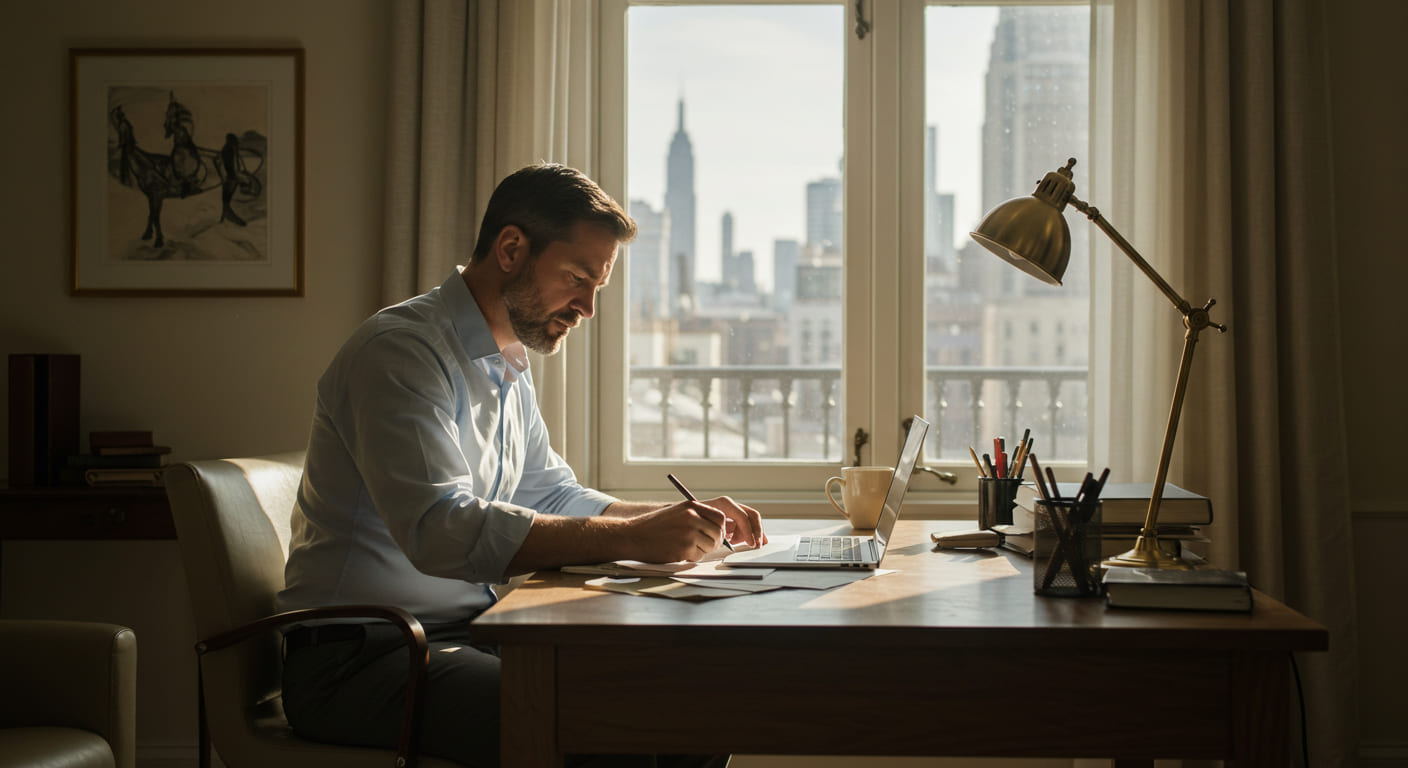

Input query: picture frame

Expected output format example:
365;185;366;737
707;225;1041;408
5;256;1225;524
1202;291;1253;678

70;48;304;296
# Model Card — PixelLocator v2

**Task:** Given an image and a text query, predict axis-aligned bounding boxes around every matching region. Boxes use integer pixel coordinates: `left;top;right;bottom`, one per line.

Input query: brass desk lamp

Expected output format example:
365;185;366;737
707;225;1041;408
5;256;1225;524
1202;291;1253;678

969;158;1226;569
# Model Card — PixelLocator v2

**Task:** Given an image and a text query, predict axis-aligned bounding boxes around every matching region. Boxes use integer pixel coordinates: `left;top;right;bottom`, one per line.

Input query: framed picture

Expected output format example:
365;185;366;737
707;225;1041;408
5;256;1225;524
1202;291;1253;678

70;48;304;296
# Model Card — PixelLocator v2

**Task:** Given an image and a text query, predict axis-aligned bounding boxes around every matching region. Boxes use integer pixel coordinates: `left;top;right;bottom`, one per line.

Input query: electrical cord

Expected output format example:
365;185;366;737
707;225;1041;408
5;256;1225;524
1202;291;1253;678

1291;652;1309;767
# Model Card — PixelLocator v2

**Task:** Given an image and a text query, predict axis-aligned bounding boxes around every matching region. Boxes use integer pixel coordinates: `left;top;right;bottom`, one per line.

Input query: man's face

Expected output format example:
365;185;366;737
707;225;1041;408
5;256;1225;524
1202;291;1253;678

501;221;618;355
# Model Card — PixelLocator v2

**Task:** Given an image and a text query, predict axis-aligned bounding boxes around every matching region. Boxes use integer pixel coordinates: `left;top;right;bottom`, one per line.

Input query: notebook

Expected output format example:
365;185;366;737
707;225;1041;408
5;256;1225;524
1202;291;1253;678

720;415;929;570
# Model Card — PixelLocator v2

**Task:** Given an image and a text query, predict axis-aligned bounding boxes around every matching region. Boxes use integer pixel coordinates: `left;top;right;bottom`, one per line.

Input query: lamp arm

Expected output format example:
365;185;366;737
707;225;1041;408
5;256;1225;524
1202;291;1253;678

1144;326;1201;532
1068;195;1191;313
1071;196;1228;569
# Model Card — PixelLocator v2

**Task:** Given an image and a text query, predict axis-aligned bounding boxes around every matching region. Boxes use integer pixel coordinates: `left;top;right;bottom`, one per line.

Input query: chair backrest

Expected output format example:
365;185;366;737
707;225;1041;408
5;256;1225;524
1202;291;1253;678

165;453;304;764
167;454;462;768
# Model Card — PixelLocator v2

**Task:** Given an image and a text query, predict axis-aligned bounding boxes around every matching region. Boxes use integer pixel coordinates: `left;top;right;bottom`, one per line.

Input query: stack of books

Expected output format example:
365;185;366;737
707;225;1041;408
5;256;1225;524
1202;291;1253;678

995;481;1212;563
1102;567;1252;612
65;431;171;487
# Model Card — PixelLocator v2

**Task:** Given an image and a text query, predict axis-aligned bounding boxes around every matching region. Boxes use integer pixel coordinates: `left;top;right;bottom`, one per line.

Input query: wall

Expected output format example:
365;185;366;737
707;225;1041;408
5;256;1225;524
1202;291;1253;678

0;0;390;762
1327;0;1408;763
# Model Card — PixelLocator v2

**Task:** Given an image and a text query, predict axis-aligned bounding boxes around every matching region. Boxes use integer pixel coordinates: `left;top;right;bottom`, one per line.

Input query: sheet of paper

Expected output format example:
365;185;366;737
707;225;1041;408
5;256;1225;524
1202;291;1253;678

756;568;897;590
669;577;782;592
563;560;772;579
584;576;781;601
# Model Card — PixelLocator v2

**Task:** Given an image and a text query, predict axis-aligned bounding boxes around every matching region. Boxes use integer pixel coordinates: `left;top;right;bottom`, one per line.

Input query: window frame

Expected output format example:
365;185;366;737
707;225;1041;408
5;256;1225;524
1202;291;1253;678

583;0;1088;510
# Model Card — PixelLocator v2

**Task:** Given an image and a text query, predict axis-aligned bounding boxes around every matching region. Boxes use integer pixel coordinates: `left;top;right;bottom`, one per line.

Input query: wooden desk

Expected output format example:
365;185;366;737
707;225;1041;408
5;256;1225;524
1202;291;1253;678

0;485;174;611
471;519;1328;767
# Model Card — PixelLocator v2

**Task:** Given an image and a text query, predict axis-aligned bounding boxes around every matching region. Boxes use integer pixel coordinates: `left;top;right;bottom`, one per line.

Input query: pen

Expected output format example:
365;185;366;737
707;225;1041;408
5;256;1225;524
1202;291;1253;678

1029;454;1052;501
969;446;988;478
1012;437;1031;479
666;473;734;551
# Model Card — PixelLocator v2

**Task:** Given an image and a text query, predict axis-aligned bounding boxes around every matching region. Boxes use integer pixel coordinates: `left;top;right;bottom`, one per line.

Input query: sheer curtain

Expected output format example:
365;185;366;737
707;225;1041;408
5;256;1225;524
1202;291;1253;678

382;0;603;465
1090;0;1358;764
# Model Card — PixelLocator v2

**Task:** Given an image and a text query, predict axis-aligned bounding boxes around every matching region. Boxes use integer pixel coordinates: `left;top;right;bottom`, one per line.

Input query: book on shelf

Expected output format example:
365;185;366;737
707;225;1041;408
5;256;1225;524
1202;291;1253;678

83;467;165;487
1102;567;1251;612
93;444;172;457
1014;481;1213;526
89;430;155;450
66;452;167;469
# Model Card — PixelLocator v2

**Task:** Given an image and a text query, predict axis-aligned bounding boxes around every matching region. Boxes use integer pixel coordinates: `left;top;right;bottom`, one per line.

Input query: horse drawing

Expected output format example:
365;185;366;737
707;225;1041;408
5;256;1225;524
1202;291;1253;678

108;93;263;248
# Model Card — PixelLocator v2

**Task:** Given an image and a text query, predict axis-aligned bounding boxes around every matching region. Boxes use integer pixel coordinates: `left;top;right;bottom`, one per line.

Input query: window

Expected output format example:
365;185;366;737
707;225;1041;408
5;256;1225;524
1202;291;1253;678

922;4;1090;469
596;1;1090;498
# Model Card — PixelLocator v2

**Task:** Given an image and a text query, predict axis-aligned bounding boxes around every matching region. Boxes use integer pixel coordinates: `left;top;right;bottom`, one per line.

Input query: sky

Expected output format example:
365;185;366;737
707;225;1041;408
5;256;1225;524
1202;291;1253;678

625;5;999;290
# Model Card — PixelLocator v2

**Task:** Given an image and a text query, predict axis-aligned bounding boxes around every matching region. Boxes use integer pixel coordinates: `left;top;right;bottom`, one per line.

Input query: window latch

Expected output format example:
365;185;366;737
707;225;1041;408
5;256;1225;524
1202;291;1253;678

902;416;957;484
852;427;869;467
854;0;871;40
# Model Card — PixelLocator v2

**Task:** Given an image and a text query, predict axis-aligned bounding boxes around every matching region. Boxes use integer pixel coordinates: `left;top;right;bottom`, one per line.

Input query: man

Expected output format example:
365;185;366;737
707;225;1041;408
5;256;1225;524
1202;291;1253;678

278;163;765;767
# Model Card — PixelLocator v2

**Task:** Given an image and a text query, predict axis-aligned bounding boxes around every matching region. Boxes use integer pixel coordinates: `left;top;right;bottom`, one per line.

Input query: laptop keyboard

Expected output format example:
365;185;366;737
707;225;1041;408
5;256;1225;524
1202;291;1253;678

796;536;865;562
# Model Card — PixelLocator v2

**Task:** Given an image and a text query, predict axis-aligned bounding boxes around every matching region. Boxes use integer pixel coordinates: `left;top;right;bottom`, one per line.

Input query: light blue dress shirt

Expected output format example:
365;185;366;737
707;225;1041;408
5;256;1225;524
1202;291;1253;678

278;269;617;623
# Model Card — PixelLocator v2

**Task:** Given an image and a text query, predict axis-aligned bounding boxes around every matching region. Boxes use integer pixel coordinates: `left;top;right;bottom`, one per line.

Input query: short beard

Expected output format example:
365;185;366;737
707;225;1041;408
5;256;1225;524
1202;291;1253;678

502;261;578;355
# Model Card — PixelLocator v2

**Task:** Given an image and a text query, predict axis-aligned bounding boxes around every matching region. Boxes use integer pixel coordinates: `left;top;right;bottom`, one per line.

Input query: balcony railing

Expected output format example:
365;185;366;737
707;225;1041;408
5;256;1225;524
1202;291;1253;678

627;365;1088;462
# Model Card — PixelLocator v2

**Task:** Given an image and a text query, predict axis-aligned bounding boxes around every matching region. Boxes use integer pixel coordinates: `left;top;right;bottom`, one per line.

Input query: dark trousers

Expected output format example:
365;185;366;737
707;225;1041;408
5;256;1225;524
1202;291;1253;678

282;621;728;768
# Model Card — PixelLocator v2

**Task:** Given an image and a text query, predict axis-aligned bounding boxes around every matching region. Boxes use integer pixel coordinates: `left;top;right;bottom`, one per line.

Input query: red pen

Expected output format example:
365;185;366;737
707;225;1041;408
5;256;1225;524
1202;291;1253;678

994;437;1007;478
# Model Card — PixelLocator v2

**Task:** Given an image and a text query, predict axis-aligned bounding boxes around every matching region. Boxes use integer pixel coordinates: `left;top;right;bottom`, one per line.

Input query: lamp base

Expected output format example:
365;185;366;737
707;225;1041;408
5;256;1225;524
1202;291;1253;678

1103;533;1195;570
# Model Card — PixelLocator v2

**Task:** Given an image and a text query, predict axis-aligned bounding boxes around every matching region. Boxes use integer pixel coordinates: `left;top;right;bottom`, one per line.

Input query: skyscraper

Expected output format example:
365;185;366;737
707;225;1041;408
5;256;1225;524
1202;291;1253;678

665;98;697;314
924;125;957;272
805;177;842;250
980;7;1089;298
772;238;800;312
628;199;669;320
977;7;1090;369
720;211;734;288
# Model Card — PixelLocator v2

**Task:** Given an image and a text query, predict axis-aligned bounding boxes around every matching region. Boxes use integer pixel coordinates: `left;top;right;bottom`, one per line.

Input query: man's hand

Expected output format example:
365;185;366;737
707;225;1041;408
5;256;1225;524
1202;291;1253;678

611;496;767;563
624;500;731;563
695;495;767;551
509;496;771;574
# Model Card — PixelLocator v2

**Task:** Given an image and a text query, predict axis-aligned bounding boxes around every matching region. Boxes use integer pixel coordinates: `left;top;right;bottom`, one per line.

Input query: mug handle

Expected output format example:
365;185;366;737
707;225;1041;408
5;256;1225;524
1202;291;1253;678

825;476;848;520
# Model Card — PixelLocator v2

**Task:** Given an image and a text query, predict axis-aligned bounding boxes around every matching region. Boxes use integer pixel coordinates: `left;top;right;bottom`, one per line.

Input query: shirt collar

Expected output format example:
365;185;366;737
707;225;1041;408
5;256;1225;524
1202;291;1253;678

441;268;531;377
442;267;501;363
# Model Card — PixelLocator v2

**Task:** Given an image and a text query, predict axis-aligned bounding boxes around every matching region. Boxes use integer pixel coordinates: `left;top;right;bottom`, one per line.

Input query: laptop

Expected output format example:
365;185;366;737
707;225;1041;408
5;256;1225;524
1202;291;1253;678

720;415;929;570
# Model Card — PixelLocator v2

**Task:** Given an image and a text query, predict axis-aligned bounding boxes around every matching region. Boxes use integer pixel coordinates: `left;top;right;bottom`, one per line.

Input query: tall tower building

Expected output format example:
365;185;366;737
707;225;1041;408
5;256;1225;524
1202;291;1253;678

720;211;734;288
980;7;1089;298
924;125;957;272
805;177;842;250
976;6;1091;377
665;98;697;314
772;238;800;312
628;199;669;320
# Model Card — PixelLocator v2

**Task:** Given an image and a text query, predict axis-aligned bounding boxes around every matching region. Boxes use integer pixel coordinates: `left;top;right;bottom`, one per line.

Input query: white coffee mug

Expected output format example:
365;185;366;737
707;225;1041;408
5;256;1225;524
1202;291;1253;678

824;466;894;529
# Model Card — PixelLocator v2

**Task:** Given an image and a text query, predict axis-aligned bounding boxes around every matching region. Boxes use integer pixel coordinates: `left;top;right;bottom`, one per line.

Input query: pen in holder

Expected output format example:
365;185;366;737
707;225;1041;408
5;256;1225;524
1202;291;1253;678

1033;498;1102;597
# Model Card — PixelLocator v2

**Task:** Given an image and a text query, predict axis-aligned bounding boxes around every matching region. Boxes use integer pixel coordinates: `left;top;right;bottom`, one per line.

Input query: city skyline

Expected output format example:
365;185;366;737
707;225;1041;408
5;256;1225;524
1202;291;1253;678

627;6;1000;291
624;4;1091;461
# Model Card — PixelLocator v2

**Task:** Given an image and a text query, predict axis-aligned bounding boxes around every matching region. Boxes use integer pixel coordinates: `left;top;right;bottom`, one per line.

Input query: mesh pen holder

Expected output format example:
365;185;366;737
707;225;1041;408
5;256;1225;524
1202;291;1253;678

1033;499;1102;597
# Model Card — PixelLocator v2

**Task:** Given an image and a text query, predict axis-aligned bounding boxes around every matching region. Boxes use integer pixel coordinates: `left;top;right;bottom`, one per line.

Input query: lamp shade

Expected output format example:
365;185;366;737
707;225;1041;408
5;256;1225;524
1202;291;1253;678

970;195;1070;286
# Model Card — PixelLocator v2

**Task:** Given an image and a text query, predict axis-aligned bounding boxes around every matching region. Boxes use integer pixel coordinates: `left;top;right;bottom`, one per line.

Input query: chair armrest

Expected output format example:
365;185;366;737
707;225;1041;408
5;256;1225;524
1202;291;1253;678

196;605;427;768
0;620;137;768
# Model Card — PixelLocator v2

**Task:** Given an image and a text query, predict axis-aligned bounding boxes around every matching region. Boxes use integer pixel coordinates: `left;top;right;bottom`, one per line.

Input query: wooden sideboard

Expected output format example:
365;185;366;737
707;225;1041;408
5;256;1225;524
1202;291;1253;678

0;484;174;611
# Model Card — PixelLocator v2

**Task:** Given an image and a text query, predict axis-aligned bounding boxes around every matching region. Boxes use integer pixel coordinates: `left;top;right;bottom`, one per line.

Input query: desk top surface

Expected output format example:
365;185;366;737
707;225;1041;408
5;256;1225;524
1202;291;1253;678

472;519;1328;653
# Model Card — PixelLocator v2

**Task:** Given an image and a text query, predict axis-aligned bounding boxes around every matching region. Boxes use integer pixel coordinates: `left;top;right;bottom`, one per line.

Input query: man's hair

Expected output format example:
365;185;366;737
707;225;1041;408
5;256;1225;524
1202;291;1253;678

470;163;636;264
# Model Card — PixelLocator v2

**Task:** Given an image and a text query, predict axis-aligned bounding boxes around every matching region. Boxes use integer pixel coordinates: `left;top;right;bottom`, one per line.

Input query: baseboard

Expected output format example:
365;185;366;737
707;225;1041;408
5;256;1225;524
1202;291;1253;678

137;742;227;768
1360;738;1408;766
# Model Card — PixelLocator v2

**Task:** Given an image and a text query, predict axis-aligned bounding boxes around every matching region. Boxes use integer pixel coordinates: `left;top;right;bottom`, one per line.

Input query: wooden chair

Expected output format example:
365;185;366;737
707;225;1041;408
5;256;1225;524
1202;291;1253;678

165;453;461;768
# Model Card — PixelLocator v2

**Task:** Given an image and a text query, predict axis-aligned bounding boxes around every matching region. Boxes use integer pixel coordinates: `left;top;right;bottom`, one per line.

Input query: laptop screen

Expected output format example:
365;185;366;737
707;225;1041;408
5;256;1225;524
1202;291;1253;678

873;416;930;555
